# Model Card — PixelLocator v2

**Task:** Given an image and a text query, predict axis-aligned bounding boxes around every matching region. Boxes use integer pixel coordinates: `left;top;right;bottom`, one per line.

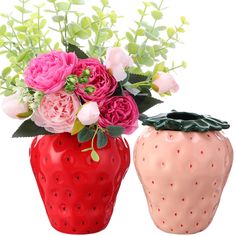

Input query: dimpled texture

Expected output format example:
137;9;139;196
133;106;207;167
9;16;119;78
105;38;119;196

134;127;233;234
30;133;130;234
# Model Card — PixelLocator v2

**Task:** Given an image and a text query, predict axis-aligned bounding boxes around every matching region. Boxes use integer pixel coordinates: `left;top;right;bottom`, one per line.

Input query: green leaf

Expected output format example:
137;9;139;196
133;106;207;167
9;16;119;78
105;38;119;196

12;119;52;138
127;43;138;54
0;25;6;36
16;110;33;119
81;16;92;29
145;31;158;41
180;16;189;24
177;27;185;33
2;67;11;77
101;0;109;7
97;130;108;149
153;62;165;74
77;127;94;143
107;126;124;138
71;119;84;135
52;15;65;22
77;28;91;39
15;5;30;14
14;26;28;32
126;32;134;42
136;28;145;36
167;27;175;38
133;95;163;113
91;150;100;162
67;22;80;37
40;19;47;29
67;43;89;59
69;0;85;5
56;2;70;11
47;0;56;2
151;10;163;20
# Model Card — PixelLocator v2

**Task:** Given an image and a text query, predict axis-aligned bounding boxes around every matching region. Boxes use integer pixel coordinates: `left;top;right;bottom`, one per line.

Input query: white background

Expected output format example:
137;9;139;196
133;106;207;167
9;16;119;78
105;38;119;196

0;0;236;235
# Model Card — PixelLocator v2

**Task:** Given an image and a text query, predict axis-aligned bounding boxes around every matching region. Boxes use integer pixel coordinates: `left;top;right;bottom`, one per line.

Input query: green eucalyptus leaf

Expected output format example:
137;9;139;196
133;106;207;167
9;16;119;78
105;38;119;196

81;16;92;29
15;5;31;14
126;32;134;42
136;28;145;36
101;0;109;7
167;27;175;38
97;130;108;149
69;0;85;5
2;67;11;78
39;19;47;29
0;25;6;36
127;42;138;54
91;150;100;162
77;28;91;39
107;126;124;138
52;15;65;22
14;26;28;32
56;2;70;11
151;10;163;20
77;127;94;143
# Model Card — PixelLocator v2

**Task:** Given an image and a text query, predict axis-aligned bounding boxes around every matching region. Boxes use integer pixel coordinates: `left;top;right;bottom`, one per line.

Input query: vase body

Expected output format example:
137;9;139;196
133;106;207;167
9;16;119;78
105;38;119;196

134;127;233;234
30;133;130;234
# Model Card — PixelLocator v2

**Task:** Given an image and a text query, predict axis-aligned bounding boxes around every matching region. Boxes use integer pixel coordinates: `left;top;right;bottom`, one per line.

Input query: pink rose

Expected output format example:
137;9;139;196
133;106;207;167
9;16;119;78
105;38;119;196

77;101;100;125
105;47;134;82
73;58;117;102
2;93;29;119
24;51;78;94
99;93;139;134
31;90;81;133
152;72;179;94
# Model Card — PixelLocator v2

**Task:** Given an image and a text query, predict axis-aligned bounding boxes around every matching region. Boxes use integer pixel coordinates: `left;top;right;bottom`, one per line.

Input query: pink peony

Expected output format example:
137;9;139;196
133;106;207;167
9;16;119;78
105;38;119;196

24;51;78;94
2;93;29;119
31;90;81;133
105;47;134;82
73;58;117;102
152;72;179;94
77;101;100;125
99;93;139;134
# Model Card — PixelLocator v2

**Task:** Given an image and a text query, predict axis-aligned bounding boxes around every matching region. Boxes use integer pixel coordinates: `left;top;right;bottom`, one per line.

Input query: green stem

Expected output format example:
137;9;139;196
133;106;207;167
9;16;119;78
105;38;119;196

130;81;151;88
8;20;24;49
0;86;14;91
133;5;147;43
169;64;183;71
22;0;25;23
159;0;164;9
64;2;72;48
37;7;42;52
53;2;66;46
91;125;99;150
94;6;106;47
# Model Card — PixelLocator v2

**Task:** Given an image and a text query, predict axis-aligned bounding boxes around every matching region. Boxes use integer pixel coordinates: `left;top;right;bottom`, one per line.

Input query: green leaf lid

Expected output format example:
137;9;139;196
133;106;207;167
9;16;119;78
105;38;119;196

140;111;230;132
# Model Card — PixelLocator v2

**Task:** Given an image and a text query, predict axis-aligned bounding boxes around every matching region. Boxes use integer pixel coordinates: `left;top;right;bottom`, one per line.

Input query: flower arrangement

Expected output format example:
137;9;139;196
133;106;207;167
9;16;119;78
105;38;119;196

0;0;188;161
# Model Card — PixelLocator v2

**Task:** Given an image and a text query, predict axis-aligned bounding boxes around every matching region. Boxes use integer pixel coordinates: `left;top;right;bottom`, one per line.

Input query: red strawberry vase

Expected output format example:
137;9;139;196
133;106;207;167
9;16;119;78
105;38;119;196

30;133;130;234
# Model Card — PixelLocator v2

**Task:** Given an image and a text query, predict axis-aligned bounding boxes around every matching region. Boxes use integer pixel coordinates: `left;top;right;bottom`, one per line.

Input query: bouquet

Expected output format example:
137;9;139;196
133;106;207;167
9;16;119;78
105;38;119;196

0;0;189;234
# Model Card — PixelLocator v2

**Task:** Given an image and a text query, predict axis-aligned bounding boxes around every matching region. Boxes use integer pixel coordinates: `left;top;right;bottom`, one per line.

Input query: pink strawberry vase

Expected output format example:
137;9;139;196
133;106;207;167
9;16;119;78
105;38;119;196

134;111;233;234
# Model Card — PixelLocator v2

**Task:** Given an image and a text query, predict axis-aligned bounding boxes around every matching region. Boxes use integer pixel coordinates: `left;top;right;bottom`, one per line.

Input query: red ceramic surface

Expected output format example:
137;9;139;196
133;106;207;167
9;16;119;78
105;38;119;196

134;127;233;234
30;133;130;234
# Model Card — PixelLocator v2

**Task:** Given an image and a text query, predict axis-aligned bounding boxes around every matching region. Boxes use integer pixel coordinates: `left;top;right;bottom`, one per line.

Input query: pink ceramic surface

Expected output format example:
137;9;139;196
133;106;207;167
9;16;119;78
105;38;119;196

134;127;233;234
